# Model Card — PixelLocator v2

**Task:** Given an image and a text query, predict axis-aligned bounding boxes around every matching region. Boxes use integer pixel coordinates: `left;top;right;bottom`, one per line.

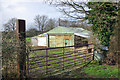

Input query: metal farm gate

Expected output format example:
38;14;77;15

27;43;94;78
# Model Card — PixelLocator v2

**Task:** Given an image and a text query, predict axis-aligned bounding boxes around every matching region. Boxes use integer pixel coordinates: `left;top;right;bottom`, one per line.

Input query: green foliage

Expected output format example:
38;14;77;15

86;2;118;46
2;31;18;78
26;37;31;43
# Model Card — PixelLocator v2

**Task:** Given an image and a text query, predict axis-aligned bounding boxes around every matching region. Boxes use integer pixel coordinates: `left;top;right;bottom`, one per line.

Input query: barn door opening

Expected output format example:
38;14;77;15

65;39;69;46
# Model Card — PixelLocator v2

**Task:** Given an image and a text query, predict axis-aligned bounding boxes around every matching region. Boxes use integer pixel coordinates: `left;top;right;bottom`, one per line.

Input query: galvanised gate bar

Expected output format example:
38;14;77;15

27;43;94;78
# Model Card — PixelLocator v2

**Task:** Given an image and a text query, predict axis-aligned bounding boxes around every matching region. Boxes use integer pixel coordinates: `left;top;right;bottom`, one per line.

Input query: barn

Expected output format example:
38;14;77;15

31;33;47;47
46;26;92;47
31;26;92;48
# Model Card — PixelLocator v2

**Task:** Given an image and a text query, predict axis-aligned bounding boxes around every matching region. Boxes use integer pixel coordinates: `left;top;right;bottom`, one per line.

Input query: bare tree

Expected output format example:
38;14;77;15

47;0;89;21
26;28;39;37
58;19;70;27
47;0;91;30
4;18;17;32
34;15;48;32
45;18;56;31
34;15;41;31
70;21;92;31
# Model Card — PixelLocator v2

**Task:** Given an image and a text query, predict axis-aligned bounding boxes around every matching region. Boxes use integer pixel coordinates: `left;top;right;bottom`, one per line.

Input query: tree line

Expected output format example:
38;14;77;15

3;15;56;37
3;15;91;37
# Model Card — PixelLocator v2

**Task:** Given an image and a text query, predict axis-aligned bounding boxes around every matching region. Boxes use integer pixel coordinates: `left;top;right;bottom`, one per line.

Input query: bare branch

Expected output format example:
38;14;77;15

4;18;17;31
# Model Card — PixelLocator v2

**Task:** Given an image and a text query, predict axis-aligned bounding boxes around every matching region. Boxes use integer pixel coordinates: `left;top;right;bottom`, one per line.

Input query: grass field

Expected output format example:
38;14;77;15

26;37;31;43
28;47;92;78
81;61;118;78
47;61;119;78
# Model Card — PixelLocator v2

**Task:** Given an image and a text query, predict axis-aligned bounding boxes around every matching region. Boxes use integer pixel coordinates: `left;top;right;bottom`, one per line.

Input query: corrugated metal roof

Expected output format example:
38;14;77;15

38;33;47;37
32;33;47;38
47;26;91;38
47;26;73;34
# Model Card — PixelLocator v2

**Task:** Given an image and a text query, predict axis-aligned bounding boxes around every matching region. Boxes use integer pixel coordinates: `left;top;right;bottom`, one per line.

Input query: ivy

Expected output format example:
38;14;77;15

86;2;118;46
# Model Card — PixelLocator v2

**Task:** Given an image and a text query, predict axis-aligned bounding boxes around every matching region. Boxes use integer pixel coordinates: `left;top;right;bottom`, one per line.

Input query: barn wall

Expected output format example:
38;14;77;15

55;35;64;47
31;37;38;46
88;37;94;52
47;34;74;47
37;37;47;46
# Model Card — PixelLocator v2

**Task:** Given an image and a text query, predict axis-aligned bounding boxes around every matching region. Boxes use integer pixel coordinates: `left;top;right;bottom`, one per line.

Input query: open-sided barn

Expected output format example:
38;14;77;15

31;33;47;47
46;26;92;47
31;26;93;48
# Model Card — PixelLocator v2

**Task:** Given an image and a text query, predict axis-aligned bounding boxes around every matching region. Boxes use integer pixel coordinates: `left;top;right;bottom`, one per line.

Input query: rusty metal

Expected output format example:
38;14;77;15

63;47;64;70
16;19;26;79
74;47;76;66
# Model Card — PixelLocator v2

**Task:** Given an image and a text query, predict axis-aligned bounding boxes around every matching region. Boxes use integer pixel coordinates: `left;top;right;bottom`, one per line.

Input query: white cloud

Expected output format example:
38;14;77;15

0;0;62;30
14;7;27;13
1;0;44;3
1;0;45;11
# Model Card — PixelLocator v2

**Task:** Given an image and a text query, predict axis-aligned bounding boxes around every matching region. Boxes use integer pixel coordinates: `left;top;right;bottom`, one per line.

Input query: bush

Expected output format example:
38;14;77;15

2;31;18;78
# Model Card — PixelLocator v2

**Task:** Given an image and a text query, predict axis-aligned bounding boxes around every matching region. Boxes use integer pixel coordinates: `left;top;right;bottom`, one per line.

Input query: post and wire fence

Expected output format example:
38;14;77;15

27;43;94;78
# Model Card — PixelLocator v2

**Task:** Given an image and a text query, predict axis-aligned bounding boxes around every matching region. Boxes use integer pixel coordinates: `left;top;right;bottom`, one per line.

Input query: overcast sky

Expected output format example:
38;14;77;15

0;0;64;31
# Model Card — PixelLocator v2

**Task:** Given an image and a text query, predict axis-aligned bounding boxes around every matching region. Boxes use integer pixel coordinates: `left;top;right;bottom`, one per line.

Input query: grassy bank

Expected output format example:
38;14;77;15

81;61;118;78
48;61;118;79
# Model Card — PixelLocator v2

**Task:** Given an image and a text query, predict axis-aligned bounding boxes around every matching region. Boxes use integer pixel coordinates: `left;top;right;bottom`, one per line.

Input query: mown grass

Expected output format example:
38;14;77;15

81;61;118;78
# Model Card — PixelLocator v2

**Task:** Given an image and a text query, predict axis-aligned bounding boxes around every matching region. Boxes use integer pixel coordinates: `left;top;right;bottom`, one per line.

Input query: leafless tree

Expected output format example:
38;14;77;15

46;0;92;30
70;21;92;31
26;28;39;37
34;15;48;32
58;19;70;27
46;0;89;21
4;18;17;32
45;18;56;31
58;18;92;31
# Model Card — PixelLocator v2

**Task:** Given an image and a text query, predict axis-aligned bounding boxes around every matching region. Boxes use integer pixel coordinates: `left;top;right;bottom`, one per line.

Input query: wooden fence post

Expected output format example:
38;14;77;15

63;47;64;70
46;49;48;74
16;19;26;79
74;47;76;66
92;43;94;60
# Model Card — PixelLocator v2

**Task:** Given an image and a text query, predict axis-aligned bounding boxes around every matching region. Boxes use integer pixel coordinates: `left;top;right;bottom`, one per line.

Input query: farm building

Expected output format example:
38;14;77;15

31;33;47;46
46;26;92;47
31;26;93;48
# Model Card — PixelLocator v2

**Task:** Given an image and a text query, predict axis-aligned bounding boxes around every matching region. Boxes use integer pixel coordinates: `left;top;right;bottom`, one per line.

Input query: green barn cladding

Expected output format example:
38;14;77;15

31;26;92;47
